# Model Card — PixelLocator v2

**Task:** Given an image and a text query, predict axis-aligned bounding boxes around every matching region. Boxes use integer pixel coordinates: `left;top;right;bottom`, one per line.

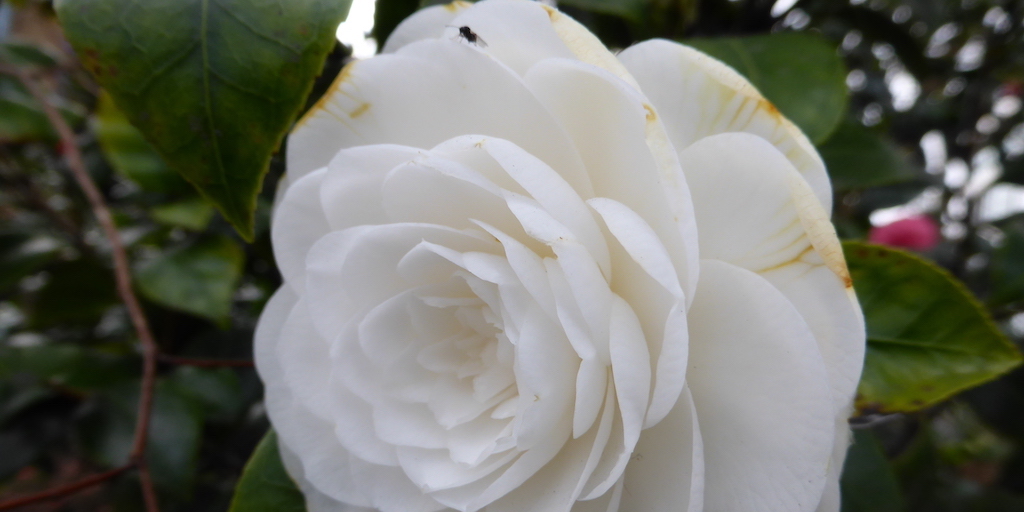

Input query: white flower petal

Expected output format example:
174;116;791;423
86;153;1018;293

476;416;598;512
320;144;424;231
304;223;497;341
271;168;330;288
380;153;537;254
570;478;623;512
618;39;831;211
687;260;834;512
288;39;591;195
544;257;598;361
512;306;577;450
573;379;617;495
763;264;865;415
444;0;576;76
473;136;610;276
525;57;698;303
278;444;376;512
816;418;852;512
590;200;689;429
397;444;518;492
275;298;333;421
348;456;448;512
474;221;556;319
587;197;683;298
255;288;374;507
330;381;400;467
620;387;704;512
381;1;472;54
680;132;862;414
607;295;651;461
550;239;614;362
573;357;607;439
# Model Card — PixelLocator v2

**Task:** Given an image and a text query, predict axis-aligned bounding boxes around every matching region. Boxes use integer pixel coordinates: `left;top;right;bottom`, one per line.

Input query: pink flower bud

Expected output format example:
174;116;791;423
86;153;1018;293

869;215;941;250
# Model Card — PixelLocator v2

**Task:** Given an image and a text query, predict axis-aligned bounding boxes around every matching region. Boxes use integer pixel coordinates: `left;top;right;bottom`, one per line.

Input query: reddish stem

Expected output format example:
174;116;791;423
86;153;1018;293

0;465;132;511
159;354;255;368
1;64;161;512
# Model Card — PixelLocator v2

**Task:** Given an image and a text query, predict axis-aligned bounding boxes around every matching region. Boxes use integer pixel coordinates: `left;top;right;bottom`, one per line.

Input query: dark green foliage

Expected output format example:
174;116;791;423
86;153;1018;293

820;121;917;190
845;242;1021;413
55;0;352;239
228;431;306;512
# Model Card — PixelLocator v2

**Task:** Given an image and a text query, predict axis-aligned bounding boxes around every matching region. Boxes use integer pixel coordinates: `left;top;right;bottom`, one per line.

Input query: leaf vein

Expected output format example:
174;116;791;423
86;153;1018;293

208;68;280;103
200;0;234;217
129;41;200;96
210;0;303;56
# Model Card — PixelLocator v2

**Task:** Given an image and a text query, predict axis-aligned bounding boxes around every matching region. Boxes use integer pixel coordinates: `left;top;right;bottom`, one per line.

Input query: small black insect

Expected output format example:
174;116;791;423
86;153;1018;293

456;25;487;47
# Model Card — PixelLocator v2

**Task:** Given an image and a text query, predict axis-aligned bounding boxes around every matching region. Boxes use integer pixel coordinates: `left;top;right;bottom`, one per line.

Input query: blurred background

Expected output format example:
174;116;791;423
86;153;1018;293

2;0;1024;510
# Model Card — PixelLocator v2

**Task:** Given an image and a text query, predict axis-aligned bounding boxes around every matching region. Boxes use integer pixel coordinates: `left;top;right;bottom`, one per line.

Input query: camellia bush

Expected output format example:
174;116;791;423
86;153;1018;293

0;0;1023;511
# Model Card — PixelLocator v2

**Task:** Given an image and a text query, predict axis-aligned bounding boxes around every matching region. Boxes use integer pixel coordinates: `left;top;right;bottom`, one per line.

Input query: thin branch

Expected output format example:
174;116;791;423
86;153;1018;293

159;354;255;368
0;63;161;512
0;465;132;511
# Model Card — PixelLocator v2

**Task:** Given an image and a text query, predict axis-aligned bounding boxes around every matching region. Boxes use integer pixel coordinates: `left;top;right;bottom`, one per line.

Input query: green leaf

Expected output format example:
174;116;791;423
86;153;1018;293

170;366;244;422
684;32;848;144
91;92;188;194
229;430;306;512
3;344;136;391
135;235;245;324
840;429;905;512
845;242;1022;413
78;381;204;496
150;196;216;231
55;0;353;240
819;121;917;190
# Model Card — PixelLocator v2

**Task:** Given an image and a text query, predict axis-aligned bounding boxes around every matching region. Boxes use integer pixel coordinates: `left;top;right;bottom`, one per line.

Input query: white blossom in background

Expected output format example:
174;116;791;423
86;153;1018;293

258;1;865;511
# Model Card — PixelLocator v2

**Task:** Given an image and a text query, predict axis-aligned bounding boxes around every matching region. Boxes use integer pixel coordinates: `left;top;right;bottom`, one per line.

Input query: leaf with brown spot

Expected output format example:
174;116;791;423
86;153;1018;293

55;0;352;240
845;241;1021;413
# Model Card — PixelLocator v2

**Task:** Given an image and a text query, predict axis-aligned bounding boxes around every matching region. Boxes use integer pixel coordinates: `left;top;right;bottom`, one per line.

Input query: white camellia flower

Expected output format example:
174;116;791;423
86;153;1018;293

255;1;865;510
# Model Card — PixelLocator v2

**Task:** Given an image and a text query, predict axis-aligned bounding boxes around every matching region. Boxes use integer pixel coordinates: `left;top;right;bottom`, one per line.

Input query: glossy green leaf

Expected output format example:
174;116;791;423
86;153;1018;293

55;0;353;240
819;120;917;190
684;32;848;144
135;235;245;323
845;242;1022;413
229;430;306;512
841;429;905;512
150;196;216;231
92;92;188;194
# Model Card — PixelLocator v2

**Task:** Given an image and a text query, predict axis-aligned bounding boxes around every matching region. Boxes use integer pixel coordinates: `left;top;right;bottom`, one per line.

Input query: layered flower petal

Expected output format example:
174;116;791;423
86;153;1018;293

257;2;864;511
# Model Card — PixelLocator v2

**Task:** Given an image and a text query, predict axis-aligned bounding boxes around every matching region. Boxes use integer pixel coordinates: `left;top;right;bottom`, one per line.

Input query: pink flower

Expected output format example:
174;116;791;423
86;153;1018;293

869;215;940;250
